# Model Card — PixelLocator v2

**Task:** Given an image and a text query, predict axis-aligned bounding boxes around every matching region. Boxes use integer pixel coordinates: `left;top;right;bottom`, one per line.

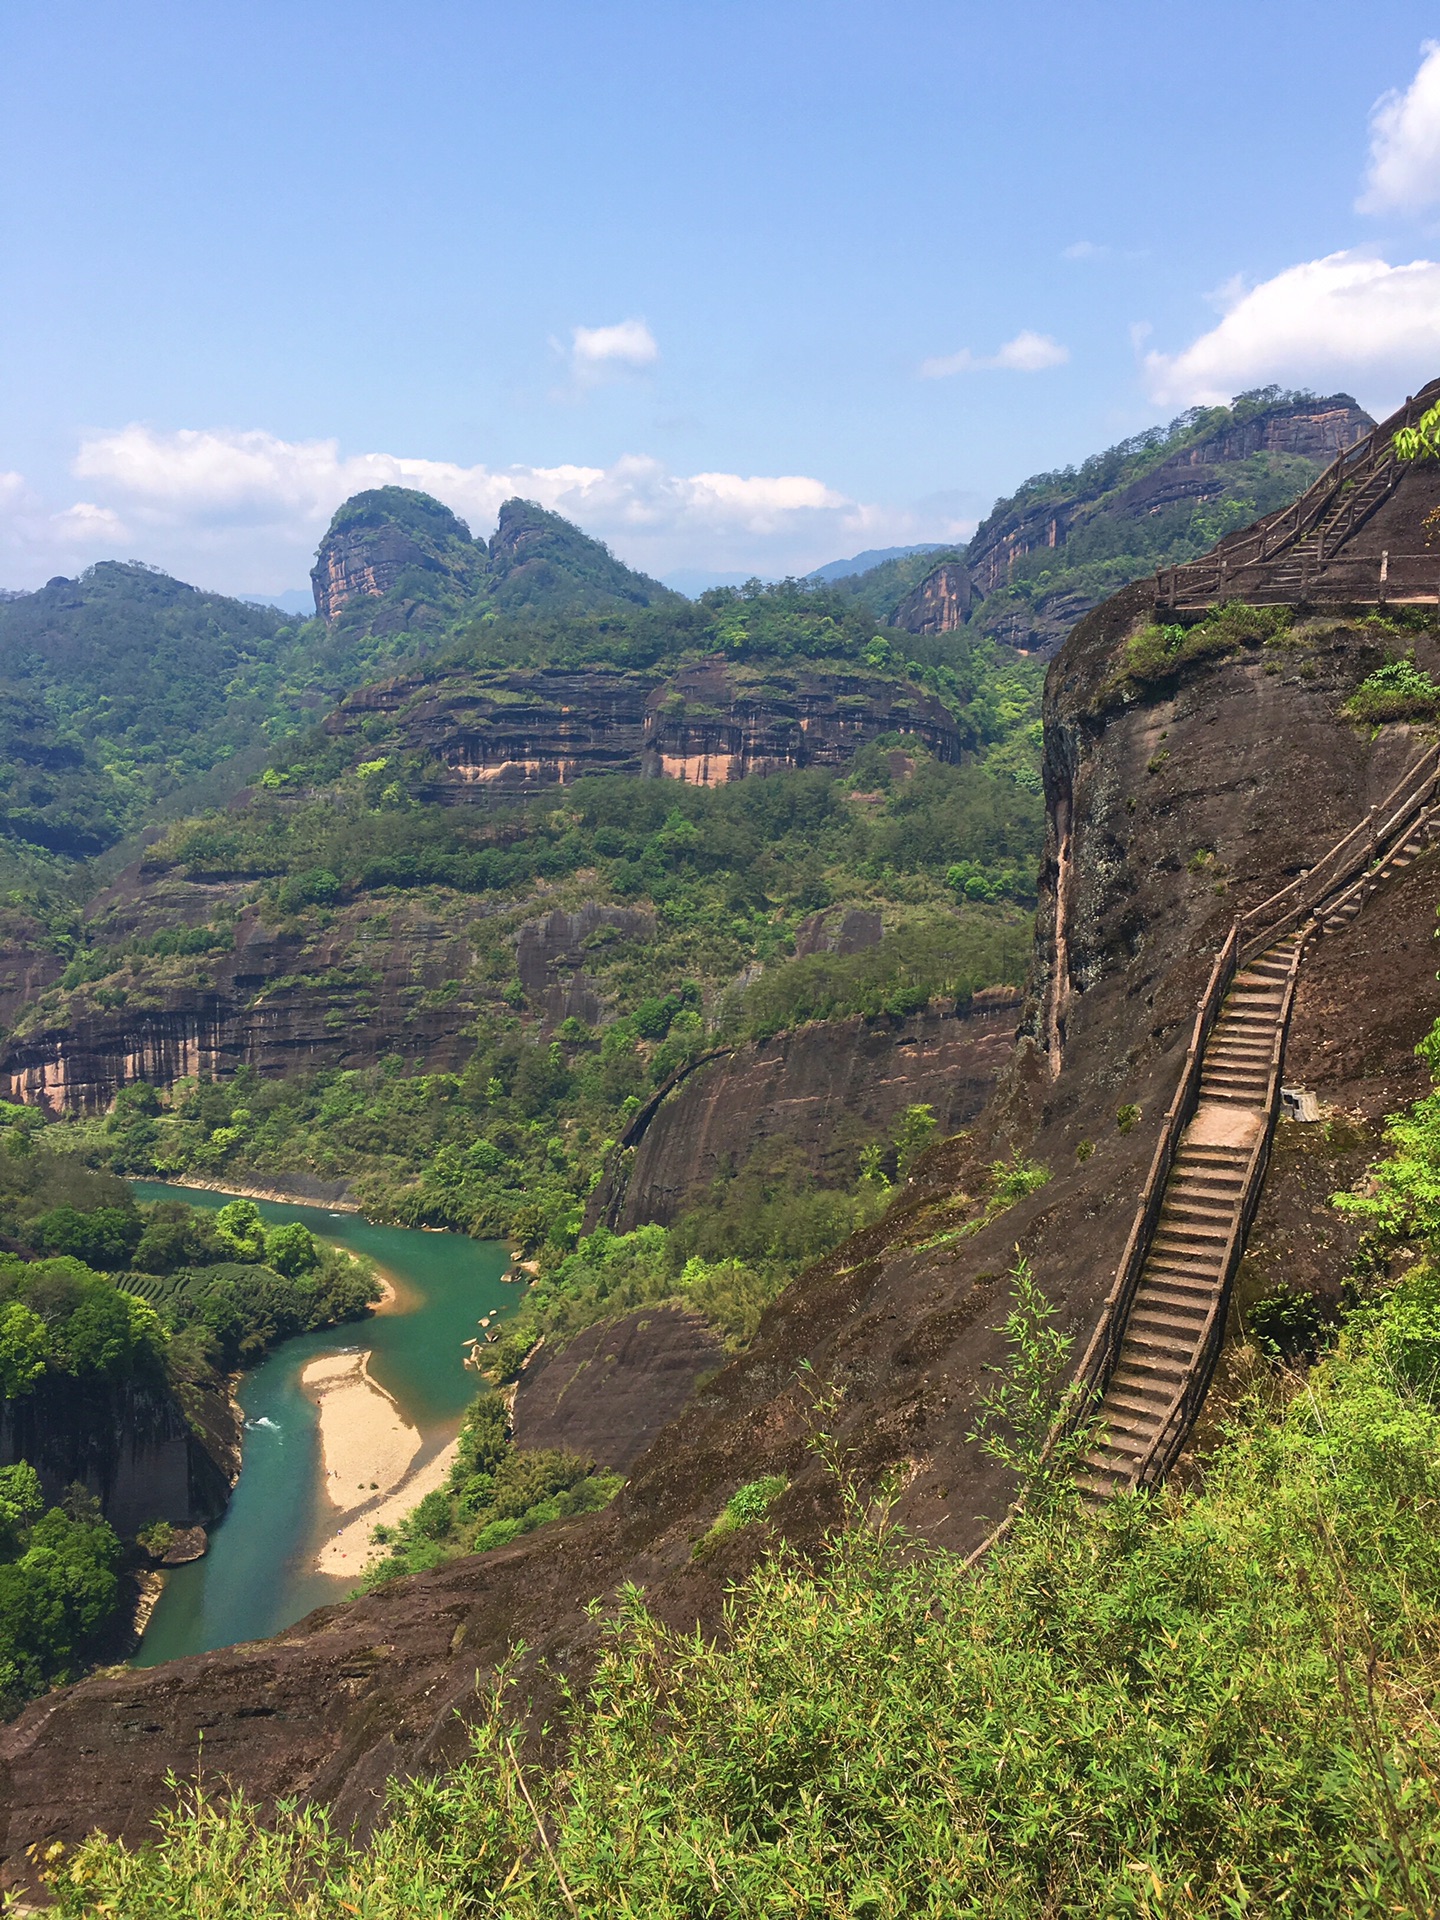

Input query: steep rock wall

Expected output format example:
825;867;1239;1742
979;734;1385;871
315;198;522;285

511;1307;726;1472
326;659;962;802
594;999;1021;1231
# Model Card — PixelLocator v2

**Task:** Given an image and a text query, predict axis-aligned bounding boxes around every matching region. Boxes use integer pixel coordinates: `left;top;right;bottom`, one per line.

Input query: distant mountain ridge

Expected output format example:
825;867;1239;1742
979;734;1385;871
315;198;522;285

835;388;1376;654
312;486;680;634
805;544;946;583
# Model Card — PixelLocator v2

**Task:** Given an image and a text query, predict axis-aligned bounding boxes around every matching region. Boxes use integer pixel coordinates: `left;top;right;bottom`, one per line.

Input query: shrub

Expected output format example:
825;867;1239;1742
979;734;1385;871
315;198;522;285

1343;654;1440;724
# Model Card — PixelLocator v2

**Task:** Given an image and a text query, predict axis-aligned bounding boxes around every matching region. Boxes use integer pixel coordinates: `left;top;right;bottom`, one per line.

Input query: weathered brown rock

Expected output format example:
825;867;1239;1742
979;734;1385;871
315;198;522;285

325;658;963;803
890;560;974;635
511;1307;725;1471
968;393;1375;598
593;1001;1021;1230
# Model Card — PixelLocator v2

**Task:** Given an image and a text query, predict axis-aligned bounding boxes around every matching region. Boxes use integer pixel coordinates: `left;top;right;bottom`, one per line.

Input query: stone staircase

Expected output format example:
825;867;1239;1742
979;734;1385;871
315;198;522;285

1075;932;1304;1500
1320;807;1440;934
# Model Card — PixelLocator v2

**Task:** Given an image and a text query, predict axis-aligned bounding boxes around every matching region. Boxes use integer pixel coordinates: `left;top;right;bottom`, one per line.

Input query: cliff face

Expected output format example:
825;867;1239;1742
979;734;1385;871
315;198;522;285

511;1306;725;1471
875;393;1378;662
967;393;1375;597
593;998;1021;1231
7;581;1438;1875
327;658;963;803
310;489;675;630
890;560;973;635
0;886;491;1113
1;1371;238;1535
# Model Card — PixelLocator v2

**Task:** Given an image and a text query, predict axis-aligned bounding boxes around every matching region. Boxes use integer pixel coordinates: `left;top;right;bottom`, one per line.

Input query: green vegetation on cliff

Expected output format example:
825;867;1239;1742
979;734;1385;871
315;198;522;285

363;1392;622;1587
0;1137;378;1713
63;738;1036;1263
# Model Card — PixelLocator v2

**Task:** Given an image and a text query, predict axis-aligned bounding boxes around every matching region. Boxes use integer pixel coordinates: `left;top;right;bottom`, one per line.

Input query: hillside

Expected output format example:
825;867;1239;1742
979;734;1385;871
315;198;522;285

0;569;1045;1268
10;448;1440;1896
842;388;1375;653
0;565;296;868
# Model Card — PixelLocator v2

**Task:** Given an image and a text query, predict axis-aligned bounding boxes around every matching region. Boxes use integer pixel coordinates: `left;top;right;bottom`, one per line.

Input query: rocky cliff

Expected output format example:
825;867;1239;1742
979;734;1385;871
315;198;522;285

877;390;1378;659
326;656;963;803
10;543;1436;1874
311;489;675;630
890;559;973;635
966;391;1374;598
592;996;1021;1230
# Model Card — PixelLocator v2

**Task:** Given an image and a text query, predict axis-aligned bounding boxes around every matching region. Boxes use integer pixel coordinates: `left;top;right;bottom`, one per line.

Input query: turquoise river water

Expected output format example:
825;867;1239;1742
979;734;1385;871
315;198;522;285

128;1182;514;1665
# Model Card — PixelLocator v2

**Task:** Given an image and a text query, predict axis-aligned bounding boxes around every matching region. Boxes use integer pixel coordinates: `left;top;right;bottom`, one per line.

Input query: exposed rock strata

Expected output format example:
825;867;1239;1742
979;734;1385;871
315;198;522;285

6;598;1440;1881
890;559;974;635
326;659;962;803
967;394;1374;598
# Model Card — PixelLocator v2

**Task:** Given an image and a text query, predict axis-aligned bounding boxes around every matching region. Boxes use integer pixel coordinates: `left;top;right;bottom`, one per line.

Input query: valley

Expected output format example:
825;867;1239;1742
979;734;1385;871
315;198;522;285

4;384;1440;1906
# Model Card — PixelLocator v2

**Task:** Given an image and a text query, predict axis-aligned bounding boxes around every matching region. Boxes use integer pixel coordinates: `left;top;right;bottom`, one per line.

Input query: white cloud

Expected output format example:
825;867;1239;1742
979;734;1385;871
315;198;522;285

1142;249;1440;410
920;329;1069;378
1359;42;1440;215
1062;240;1109;261
569;317;659;382
0;425;970;594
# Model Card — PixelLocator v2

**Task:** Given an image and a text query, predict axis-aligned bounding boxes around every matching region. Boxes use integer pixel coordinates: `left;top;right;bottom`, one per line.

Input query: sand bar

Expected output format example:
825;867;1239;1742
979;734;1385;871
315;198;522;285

315;1436;460;1576
300;1350;421;1518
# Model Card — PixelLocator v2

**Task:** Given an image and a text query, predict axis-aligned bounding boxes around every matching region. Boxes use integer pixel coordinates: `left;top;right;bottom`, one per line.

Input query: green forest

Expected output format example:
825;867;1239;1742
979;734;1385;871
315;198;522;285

0;1123;378;1711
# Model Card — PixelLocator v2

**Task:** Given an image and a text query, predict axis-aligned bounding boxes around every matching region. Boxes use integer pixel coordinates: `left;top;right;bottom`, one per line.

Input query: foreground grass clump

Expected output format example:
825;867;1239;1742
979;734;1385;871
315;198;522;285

47;1261;1440;1917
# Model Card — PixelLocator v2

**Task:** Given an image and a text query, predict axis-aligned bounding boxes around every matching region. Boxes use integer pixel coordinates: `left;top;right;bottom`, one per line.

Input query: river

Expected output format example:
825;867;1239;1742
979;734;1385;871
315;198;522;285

128;1181;514;1665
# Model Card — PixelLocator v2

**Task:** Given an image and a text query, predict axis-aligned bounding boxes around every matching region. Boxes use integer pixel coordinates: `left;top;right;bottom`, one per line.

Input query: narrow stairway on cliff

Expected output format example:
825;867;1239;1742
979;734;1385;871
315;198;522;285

1075;931;1305;1501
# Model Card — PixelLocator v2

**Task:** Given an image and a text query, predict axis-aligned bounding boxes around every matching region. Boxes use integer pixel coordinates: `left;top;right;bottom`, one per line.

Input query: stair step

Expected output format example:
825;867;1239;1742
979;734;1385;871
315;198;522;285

1112;1361;1185;1395
1122;1326;1196;1362
1103;1386;1171;1419
1130;1306;1207;1340
1096;1406;1159;1445
1144;1258;1223;1288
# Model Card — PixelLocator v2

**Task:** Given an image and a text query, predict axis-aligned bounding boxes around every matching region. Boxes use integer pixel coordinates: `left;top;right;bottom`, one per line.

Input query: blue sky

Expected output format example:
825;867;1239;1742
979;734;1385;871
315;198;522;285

5;1;1440;595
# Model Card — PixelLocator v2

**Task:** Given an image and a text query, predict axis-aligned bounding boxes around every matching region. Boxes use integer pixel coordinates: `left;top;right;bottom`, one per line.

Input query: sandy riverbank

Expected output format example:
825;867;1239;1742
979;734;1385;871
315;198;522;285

299;1350;456;1576
157;1174;361;1212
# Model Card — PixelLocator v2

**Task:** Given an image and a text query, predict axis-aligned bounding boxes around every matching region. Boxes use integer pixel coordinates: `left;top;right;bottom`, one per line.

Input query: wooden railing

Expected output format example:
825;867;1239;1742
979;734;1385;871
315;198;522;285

1156;551;1440;612
1127;928;1307;1486
1154;379;1440;612
1042;736;1440;1483
1058;929;1237;1423
1237;742;1440;962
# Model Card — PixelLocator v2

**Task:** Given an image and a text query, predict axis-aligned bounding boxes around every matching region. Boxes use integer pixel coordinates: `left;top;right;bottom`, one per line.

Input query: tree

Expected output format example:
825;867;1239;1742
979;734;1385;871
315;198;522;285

0;1302;49;1397
35;1205;142;1271
263;1222;318;1278
215;1200;265;1261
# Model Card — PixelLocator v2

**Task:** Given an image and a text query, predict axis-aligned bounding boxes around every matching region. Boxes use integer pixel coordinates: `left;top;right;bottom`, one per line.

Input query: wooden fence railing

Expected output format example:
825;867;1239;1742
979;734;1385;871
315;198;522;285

1153;379;1440;612
1126;930;1306;1486
1041;736;1440;1485
1156;551;1440;612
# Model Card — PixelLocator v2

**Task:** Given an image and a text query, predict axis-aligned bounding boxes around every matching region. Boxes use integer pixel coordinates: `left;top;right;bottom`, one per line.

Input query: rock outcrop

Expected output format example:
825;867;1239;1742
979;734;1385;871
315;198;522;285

890;559;974;635
511;1307;725;1471
591;998;1021;1231
311;488;487;626
967;392;1374;598
310;489;675;629
327;657;963;802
